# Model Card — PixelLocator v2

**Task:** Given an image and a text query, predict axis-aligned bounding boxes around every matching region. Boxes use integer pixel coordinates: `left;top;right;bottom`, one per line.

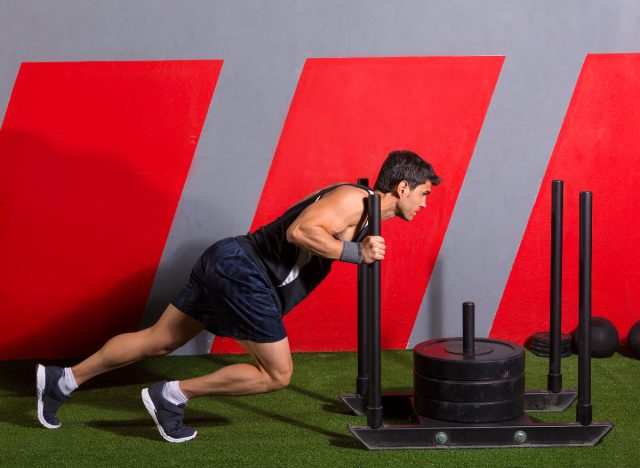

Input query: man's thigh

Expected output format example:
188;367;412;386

237;337;293;380
148;304;205;348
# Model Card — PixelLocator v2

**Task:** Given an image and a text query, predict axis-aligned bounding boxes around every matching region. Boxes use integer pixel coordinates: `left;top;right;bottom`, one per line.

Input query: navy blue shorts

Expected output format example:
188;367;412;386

171;237;286;343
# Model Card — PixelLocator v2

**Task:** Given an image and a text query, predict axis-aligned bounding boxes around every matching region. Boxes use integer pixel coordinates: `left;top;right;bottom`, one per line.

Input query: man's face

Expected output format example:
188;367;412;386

397;181;432;221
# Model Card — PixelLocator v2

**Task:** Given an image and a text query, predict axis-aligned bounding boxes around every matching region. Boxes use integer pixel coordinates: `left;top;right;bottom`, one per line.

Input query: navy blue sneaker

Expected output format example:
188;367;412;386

36;364;70;429
141;382;197;443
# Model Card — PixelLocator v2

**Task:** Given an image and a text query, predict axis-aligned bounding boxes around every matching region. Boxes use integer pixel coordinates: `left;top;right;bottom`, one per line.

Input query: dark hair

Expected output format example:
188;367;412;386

373;150;441;193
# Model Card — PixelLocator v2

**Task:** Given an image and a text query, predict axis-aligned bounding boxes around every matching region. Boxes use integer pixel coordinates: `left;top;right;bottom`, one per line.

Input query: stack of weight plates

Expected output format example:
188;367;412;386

527;332;572;358
413;338;525;423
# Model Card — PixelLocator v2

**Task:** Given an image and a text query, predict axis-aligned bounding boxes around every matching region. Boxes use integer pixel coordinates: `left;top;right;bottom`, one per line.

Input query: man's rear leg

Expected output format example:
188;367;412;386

36;304;203;429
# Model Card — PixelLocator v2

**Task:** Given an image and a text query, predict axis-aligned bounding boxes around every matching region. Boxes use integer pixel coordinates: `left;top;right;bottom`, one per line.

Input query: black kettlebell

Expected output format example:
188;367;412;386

571;316;619;358
627;320;640;359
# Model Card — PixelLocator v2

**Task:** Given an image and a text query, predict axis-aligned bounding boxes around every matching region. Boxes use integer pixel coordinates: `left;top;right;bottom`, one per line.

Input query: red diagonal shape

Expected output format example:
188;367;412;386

492;54;640;344
0;60;222;359
213;56;504;353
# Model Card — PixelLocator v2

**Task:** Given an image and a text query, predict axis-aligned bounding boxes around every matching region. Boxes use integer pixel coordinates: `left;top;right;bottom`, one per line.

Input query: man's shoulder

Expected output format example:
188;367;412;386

287;183;370;215
315;184;371;214
322;183;371;198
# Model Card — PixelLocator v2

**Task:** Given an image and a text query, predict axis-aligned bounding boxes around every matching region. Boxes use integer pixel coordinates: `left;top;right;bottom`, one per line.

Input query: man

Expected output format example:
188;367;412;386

36;149;440;442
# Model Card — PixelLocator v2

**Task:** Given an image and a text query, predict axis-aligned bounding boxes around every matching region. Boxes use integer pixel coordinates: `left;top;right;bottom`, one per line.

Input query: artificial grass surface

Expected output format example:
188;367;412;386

1;351;638;467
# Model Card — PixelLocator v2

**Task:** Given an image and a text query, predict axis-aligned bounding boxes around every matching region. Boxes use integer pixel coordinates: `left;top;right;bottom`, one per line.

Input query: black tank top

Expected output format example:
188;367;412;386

236;184;373;315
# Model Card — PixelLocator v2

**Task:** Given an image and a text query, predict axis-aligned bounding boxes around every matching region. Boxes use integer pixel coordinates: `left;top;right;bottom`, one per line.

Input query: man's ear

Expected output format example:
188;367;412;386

397;180;410;197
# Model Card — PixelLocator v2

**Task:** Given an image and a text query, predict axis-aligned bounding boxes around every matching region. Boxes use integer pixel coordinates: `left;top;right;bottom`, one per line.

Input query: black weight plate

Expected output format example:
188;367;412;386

531;338;572;347
531;332;572;346
413;371;524;402
531;350;572;358
531;331;572;340
528;342;571;352
529;347;573;358
531;340;572;349
414;392;525;423
528;348;572;358
530;338;572;346
414;338;525;381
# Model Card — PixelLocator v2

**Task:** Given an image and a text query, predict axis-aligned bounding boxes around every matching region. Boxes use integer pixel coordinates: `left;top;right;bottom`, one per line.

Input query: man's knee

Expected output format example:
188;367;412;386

242;337;293;392
259;363;292;392
143;328;182;357
144;304;204;357
269;369;292;391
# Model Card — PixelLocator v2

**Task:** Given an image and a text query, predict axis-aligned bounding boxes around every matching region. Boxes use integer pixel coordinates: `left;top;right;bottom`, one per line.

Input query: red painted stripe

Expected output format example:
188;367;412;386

213;56;504;353
492;54;640;344
0;60;222;360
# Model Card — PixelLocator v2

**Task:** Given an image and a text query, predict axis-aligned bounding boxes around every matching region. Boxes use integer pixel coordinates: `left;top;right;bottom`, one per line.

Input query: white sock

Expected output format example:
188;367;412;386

162;380;189;406
58;367;78;396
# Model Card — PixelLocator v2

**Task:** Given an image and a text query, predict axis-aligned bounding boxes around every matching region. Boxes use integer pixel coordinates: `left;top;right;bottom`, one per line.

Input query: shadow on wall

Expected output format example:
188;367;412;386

140;236;217;329
141;239;220;356
138;194;239;354
0;130;188;360
426;258;446;339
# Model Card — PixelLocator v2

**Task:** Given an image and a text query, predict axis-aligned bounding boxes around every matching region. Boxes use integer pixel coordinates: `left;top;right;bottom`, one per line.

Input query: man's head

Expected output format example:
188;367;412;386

373;150;441;221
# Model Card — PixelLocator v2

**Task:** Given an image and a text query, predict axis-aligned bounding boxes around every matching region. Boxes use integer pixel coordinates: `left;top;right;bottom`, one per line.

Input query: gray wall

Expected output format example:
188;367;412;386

1;0;639;353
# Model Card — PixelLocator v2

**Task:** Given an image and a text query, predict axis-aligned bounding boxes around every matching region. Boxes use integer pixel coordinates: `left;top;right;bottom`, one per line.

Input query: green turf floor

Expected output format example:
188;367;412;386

1;351;638;467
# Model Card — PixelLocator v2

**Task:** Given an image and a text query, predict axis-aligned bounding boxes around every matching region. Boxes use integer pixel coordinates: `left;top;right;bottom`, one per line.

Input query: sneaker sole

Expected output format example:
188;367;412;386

141;388;197;443
36;364;61;429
